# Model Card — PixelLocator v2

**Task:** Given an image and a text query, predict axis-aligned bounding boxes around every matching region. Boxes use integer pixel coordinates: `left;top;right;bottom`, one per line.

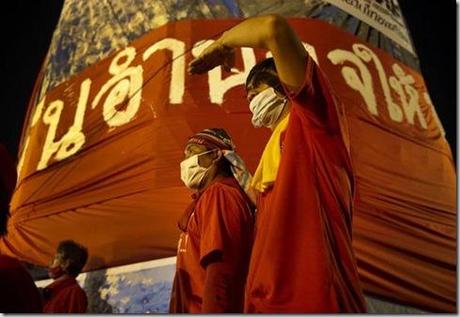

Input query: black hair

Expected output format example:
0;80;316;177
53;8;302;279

245;58;285;96
57;240;88;276
215;154;233;177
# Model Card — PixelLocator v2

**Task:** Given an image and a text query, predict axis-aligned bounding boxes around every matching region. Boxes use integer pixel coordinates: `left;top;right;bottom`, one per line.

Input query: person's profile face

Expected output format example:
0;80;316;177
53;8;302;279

246;82;286;103
246;82;271;103
184;143;216;168
49;251;66;269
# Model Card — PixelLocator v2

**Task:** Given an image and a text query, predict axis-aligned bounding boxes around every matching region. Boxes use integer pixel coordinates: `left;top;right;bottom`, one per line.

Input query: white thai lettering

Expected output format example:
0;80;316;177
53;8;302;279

92;47;144;128
143;38;185;104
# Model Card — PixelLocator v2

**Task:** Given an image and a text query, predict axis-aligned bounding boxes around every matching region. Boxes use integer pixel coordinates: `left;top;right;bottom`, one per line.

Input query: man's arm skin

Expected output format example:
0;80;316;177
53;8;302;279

188;15;308;93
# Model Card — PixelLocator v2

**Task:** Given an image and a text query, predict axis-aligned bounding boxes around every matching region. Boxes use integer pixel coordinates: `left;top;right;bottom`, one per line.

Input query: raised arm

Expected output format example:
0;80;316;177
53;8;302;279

188;15;308;92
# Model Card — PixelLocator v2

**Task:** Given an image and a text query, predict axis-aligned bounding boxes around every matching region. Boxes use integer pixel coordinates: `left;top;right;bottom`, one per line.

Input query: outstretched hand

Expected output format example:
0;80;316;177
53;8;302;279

188;40;235;74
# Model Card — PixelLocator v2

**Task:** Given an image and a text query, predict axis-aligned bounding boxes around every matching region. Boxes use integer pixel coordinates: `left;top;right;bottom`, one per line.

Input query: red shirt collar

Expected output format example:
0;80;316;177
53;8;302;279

45;275;77;292
178;176;240;232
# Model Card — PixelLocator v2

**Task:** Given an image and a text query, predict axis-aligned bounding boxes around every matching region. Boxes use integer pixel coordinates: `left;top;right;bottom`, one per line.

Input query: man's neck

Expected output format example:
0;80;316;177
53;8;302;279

270;106;291;131
199;172;227;193
55;273;71;282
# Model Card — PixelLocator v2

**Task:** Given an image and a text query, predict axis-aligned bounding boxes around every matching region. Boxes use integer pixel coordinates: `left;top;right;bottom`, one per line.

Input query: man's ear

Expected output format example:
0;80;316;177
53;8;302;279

213;150;223;163
61;258;71;272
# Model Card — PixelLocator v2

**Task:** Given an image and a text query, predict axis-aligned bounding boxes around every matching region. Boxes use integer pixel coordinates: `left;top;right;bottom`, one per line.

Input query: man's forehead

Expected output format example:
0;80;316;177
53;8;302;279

251;81;271;91
185;143;206;152
247;83;271;100
54;252;65;259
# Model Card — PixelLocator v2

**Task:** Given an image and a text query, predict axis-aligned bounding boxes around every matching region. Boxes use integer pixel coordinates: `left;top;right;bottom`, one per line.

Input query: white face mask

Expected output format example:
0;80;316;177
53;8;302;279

180;150;215;190
249;87;287;128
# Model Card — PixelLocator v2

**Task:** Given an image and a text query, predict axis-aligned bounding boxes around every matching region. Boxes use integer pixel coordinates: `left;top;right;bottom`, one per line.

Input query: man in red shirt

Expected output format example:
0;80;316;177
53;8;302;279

169;128;254;313
42;240;88;313
189;15;367;313
0;144;42;313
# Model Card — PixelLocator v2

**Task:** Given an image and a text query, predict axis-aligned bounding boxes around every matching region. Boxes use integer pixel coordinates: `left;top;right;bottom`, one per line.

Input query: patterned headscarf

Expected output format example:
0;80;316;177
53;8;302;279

187;128;235;151
187;128;255;204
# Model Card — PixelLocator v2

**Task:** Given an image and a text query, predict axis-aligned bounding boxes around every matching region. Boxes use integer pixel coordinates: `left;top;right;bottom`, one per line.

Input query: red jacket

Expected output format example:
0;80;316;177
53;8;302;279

43;275;87;313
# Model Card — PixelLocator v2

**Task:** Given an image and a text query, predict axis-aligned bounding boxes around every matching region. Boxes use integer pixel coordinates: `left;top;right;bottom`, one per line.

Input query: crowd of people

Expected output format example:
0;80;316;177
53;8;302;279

0;14;366;313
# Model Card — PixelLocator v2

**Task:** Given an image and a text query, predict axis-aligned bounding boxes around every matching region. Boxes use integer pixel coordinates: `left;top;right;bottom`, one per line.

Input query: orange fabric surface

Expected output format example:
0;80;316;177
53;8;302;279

170;177;254;313
0;19;455;312
245;56;366;313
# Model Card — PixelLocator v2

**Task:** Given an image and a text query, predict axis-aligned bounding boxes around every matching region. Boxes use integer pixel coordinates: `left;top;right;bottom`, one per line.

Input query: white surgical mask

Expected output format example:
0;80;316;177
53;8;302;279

249;87;287;128
180;150;215;190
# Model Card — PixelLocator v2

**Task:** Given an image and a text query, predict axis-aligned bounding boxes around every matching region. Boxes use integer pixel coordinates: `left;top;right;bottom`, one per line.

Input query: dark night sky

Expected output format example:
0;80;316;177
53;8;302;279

0;1;457;162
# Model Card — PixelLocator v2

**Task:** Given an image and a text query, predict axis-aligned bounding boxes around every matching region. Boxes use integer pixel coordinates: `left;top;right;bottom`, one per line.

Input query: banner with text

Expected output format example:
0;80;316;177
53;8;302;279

325;0;414;53
1;19;455;312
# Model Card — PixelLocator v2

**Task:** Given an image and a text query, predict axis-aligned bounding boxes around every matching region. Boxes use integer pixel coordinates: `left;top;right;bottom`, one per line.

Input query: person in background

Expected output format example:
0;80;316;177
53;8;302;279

189;14;367;313
42;240;88;313
0;144;43;313
169;128;254;313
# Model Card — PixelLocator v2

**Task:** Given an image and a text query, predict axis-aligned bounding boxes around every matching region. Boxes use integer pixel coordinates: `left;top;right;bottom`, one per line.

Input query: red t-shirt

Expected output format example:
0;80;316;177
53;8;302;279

43;276;87;313
169;177;254;313
244;57;367;313
0;255;42;313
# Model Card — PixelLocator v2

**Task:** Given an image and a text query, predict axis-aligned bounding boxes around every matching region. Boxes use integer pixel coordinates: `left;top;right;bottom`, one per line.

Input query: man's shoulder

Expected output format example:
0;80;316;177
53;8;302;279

197;178;253;222
201;177;245;203
0;255;33;279
67;279;86;293
54;277;87;297
0;254;21;268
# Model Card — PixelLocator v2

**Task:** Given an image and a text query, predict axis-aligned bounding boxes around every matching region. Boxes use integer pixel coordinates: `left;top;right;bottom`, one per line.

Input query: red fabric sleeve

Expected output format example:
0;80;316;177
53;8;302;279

202;261;233;313
283;56;341;134
197;183;252;267
196;181;253;313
